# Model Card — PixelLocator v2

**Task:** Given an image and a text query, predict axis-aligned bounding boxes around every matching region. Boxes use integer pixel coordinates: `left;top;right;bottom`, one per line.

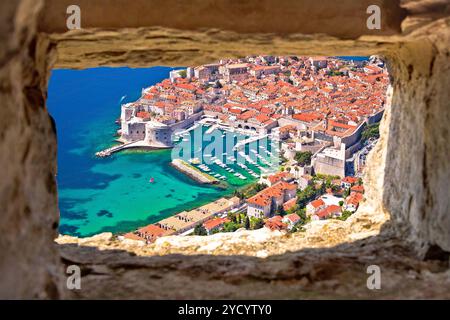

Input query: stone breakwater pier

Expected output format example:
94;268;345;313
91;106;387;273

95;140;171;157
95;142;133;157
170;159;219;184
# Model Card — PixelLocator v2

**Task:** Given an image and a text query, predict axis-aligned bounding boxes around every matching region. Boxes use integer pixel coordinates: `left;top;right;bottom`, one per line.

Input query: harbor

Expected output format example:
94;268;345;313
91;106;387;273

96;120;280;186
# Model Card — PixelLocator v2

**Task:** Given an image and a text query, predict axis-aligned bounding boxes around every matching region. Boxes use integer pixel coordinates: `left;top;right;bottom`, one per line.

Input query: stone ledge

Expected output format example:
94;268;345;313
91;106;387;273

58;232;450;299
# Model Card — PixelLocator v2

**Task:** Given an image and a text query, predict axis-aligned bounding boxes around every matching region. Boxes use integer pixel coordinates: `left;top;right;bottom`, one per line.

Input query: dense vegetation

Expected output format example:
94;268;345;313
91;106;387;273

294;151;312;166
295;174;340;212
193;224;207;235
296;184;325;208
327;70;345;76
336;210;354;221
233;182;268;200
221;211;265;233
361;122;380;142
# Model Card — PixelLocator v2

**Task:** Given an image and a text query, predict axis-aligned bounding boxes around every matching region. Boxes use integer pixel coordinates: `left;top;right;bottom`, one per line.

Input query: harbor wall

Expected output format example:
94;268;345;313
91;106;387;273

170;159;218;185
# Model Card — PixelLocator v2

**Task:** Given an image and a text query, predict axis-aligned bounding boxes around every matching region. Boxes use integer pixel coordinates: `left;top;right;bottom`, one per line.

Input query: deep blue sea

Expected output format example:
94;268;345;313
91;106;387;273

336;56;370;61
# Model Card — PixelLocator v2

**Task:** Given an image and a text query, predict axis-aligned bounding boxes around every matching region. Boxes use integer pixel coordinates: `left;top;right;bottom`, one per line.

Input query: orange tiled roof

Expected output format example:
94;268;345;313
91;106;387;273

315;205;341;219
351;185;365;193
310;199;325;208
203;217;230;231
123;232;145;241
342;176;358;184
137;224;168;238
283;198;298;212
267;171;292;184
247;181;297;207
284;213;301;223
292;113;323;122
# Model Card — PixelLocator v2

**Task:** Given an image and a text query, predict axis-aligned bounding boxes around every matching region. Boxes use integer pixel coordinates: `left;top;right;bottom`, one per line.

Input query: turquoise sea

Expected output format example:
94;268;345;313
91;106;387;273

48;67;273;237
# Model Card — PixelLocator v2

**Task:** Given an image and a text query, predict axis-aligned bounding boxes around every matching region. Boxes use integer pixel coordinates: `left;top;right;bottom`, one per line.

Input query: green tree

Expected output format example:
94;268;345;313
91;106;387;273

254;183;267;192
331;185;341;192
294;151;312;166
252;218;265;230
343;188;350;198
244;216;250;230
193;224;207;236
296;182;327;209
297;207;306;220
337;210;353;221
223;222;240;232
319;183;326;195
240;182;268;199
277;206;287;216
361;123;380;142
178;70;187;78
286;205;297;215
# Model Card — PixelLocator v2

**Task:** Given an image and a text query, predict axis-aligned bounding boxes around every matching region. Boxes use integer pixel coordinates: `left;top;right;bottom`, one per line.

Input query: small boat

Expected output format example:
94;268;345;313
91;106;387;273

149;177;155;183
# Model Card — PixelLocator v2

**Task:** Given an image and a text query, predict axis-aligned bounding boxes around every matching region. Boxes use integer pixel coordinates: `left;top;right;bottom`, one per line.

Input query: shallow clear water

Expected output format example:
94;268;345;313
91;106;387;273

47;67;273;237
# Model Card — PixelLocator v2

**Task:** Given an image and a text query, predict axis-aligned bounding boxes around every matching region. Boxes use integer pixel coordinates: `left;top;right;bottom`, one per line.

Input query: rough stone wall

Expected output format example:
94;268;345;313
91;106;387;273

56;233;450;299
39;0;406;37
383;20;450;257
0;0;62;298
